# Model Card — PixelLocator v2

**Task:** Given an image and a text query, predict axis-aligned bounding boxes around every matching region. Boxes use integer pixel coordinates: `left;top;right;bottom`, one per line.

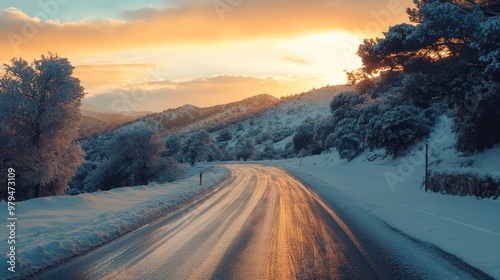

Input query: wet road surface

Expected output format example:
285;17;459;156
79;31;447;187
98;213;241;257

35;165;492;280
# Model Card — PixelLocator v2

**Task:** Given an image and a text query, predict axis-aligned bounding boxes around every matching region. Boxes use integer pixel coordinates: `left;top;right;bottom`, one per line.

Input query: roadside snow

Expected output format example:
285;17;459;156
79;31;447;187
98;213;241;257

0;165;230;279
270;116;500;278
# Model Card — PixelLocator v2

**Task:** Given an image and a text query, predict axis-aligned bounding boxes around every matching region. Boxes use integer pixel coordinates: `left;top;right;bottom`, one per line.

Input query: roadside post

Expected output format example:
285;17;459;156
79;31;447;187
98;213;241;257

200;172;203;185
425;143;428;192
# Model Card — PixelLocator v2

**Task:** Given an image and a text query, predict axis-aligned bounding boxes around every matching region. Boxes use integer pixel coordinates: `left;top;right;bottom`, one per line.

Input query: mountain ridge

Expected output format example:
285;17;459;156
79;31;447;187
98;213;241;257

120;93;279;136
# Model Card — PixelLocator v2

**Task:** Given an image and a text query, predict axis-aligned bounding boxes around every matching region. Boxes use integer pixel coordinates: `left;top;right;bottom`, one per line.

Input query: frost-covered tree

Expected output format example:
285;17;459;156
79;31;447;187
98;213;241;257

206;143;223;162
218;142;237;161
0;54;85;200
293;122;315;152
182;130;213;165
216;128;232;142
85;128;180;191
236;140;258;161
260;143;276;160
165;134;182;157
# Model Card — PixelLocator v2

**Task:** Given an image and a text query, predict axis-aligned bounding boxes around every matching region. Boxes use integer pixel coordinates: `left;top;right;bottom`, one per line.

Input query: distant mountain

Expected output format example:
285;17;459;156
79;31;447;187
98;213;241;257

118;93;279;136
78;109;150;139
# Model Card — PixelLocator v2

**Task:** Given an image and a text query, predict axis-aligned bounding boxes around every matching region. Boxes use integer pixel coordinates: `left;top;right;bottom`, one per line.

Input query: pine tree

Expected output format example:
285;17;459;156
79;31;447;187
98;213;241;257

351;0;500;152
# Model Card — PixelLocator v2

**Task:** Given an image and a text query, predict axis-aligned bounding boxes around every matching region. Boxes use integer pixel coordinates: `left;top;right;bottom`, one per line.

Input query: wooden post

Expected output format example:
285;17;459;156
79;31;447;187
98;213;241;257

425;143;428;192
200;172;202;185
299;158;302;169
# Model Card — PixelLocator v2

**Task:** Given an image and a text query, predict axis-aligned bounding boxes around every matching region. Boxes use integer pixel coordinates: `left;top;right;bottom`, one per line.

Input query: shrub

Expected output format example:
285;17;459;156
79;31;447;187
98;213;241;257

365;104;434;157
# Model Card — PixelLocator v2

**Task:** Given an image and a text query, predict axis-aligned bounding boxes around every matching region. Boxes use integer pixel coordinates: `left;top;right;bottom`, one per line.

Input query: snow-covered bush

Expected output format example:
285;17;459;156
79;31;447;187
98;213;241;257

68;161;98;192
293;122;315;151
329;91;361;113
216;128;232;142
330;92;362;140
335;133;363;160
355;101;381;140
313;116;336;151
236;140;258;161
259;143;277;160
85;128;182;191
365;104;434;157
330;118;363;160
256;131;271;145
271;127;294;143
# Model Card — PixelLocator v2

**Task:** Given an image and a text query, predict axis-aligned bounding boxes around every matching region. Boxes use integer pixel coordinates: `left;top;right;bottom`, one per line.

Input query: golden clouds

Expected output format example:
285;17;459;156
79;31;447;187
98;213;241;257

0;0;415;112
0;0;413;61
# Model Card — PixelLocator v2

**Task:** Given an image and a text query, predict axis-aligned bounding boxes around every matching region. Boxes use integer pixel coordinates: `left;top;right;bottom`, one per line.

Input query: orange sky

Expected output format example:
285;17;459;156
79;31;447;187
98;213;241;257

0;0;414;112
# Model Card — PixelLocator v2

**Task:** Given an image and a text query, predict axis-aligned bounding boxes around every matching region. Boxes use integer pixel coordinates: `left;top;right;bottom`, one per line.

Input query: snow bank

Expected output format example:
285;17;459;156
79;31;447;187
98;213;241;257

0;165;230;279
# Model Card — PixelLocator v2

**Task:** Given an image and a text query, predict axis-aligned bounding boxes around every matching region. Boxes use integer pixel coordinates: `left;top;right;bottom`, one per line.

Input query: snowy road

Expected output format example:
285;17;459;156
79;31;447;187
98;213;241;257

36;165;491;279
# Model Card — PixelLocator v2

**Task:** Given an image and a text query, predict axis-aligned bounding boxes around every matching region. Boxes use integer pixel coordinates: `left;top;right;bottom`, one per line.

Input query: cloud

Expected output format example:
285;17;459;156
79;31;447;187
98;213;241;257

83;75;327;112
0;0;413;61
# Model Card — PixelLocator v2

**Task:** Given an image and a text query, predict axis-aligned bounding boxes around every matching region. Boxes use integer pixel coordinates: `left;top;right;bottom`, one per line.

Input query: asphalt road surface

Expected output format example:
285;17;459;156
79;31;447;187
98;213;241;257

35;165;492;280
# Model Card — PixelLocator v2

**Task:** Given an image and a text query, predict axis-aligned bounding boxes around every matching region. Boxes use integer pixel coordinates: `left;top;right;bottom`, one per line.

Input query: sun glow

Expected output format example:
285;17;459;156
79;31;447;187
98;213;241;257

0;0;411;112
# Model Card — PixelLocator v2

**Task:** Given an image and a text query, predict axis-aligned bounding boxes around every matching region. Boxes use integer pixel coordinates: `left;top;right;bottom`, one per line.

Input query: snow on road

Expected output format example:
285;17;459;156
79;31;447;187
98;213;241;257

0;165;230;279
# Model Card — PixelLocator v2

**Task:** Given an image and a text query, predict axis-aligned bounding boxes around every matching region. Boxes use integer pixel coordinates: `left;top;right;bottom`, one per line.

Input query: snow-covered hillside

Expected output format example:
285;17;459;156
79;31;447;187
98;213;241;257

116;93;278;136
207;84;349;151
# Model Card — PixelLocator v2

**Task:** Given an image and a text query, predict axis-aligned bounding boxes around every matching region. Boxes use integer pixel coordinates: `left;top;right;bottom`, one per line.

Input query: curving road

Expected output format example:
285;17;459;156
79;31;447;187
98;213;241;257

35;165;490;280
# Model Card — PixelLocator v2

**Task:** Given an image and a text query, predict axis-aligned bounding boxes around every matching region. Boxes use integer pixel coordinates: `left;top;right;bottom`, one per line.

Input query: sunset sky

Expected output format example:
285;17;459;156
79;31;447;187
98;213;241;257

0;0;413;112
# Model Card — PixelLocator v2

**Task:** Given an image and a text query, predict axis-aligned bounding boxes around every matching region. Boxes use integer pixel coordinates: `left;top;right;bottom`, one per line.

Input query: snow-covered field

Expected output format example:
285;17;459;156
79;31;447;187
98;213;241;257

0;165;230;279
269;116;500;278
